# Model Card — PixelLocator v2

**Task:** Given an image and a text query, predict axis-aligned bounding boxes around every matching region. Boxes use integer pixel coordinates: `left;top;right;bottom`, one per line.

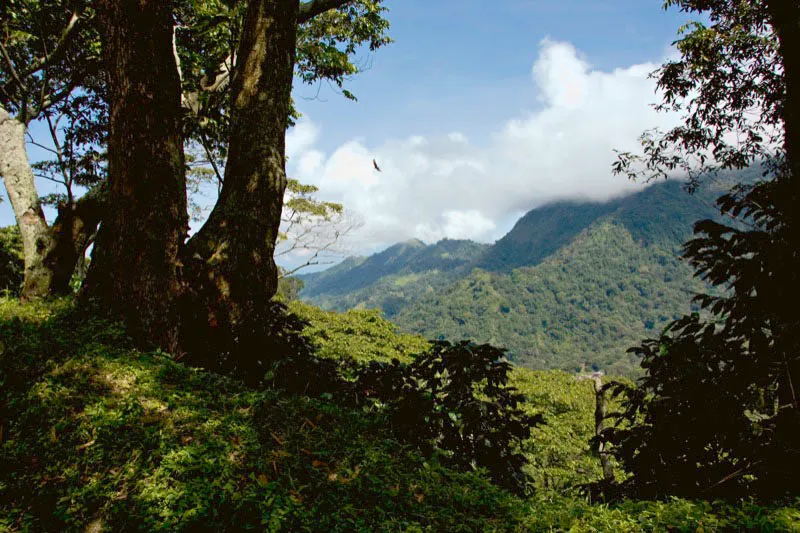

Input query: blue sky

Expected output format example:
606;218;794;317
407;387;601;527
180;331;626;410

292;0;691;150
2;1;697;268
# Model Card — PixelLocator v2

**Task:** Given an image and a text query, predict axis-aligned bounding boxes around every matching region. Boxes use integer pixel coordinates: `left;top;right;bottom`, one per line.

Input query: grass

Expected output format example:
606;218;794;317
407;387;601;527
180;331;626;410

1;298;798;531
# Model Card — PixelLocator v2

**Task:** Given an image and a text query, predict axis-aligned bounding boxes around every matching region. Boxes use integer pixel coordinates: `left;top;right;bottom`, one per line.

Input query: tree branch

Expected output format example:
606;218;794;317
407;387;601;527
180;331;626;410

18;11;84;84
0;40;28;94
198;129;224;190
32;79;79;119
298;0;354;23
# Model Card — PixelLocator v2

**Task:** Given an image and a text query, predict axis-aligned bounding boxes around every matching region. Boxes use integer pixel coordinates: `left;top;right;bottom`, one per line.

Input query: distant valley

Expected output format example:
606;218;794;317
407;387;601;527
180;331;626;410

298;174;749;376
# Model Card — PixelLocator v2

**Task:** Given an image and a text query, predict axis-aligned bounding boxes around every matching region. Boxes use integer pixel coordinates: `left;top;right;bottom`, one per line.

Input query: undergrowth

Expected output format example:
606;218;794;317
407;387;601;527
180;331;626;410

1;298;798;532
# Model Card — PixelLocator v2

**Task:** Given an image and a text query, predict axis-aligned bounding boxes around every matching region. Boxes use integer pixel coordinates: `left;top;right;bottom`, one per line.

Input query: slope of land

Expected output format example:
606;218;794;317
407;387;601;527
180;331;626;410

1;298;795;531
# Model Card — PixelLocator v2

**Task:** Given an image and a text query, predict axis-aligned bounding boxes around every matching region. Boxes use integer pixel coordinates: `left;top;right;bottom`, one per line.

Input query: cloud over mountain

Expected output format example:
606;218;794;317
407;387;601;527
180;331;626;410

285;39;678;249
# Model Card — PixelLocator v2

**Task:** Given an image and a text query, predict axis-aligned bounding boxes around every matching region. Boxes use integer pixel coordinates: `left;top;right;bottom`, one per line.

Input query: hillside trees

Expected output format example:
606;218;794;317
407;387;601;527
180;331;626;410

88;0;388;351
1;0;389;351
604;0;800;499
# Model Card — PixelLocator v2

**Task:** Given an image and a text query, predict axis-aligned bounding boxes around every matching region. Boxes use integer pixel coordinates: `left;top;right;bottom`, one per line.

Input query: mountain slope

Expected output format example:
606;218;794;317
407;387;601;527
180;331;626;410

299;175;748;376
394;219;706;375
299;238;491;315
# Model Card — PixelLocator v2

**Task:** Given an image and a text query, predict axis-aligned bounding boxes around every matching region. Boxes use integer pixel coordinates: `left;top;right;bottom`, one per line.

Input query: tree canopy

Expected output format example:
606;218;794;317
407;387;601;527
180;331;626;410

602;0;800;500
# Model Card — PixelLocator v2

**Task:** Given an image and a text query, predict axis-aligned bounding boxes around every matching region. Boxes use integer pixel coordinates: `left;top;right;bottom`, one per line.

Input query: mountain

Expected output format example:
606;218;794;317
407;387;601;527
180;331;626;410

299;173;752;376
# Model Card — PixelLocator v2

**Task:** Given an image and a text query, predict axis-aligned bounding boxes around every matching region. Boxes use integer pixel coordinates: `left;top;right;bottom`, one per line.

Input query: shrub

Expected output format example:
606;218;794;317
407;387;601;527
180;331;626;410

352;340;543;494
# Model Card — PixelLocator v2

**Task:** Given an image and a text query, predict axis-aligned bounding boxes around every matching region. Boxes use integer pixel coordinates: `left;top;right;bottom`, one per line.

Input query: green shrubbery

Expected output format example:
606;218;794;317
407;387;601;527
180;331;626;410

1;298;798;531
0;299;529;531
0;226;23;296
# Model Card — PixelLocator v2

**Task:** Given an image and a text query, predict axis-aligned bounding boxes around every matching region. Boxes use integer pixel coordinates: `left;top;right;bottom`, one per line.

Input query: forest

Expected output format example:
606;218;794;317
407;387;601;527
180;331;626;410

1;0;799;531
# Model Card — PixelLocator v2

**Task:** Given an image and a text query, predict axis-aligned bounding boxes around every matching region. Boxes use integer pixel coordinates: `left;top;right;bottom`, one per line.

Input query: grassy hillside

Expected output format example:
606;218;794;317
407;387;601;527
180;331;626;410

2;298;797;531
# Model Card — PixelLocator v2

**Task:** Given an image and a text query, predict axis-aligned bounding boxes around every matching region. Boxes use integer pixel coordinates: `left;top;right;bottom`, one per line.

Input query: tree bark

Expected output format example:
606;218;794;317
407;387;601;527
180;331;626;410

766;0;800;411
0;106;55;299
82;0;187;351
767;0;800;181
0;106;106;297
45;185;106;294
183;0;299;346
591;375;615;481
767;0;800;185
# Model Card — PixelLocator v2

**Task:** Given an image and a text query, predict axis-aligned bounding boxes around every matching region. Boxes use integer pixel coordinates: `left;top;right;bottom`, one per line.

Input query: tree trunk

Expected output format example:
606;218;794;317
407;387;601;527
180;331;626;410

767;0;800;185
590;375;615;481
82;0;187;352
767;0;800;411
45;186;106;294
1;106;106;297
0;106;55;299
183;0;298;350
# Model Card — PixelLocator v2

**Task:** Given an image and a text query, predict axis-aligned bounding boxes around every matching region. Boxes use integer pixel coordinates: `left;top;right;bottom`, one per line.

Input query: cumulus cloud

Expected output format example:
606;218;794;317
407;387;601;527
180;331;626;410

286;39;679;250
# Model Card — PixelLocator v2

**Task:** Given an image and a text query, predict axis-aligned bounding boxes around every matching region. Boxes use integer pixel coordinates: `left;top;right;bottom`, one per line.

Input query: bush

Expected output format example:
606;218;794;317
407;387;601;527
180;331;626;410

352;340;543;494
0;226;23;296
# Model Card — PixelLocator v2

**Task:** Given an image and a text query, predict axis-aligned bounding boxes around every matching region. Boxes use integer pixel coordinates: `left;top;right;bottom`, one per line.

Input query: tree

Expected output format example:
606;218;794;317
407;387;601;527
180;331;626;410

602;0;800;500
77;0;390;352
79;0;188;351
277;178;362;277
0;1;106;299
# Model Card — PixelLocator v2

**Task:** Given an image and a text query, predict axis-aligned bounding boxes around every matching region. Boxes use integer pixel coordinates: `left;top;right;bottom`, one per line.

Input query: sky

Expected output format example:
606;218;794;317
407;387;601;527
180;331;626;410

2;0;698;270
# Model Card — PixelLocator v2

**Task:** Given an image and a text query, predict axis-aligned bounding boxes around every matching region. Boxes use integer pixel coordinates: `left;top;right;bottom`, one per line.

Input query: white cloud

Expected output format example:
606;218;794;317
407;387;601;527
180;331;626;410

286;39;679;251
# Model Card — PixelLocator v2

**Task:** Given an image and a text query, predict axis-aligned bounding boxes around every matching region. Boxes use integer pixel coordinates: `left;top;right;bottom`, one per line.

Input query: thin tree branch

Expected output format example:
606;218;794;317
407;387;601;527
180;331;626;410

45;112;73;204
197;129;224;190
33;173;68;187
32;79;79;119
298;0;353;23
25;134;59;156
0;40;28;94
16;11;84;85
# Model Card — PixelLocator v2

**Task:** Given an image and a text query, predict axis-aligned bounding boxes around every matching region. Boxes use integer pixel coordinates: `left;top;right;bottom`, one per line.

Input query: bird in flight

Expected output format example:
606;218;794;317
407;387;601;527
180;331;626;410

373;159;382;172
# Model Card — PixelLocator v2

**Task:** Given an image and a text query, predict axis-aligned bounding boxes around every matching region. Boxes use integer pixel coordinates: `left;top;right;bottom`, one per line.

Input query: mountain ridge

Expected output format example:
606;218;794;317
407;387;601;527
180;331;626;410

298;171;753;376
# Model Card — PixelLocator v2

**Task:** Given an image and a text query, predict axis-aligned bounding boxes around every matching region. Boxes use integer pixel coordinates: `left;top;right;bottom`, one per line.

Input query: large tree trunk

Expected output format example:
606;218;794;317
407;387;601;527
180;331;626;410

767;0;800;184
0;106;55;299
183;0;298;352
82;0;187;352
767;0;800;411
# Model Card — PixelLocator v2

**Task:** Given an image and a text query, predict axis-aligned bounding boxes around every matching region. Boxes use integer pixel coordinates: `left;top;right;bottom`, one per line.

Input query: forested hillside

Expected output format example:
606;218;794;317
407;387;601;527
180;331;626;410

300;176;744;376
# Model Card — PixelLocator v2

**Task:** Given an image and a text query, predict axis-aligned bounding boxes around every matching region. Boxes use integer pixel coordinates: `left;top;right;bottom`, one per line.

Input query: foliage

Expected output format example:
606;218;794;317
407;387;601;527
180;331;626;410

0;0;103;124
522;494;800;532
602;178;800;500
0;226;23;296
290;300;611;493
287;299;429;364
612;0;783;188
0;0;107;198
511;369;619;493
0;299;530;532
353;341;543;494
175;0;391;169
2;298;798;531
186;297;538;491
600;0;800;502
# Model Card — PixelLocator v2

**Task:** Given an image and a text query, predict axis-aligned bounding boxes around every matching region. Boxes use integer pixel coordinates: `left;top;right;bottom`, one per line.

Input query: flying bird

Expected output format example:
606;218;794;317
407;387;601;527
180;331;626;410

373;159;382;172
